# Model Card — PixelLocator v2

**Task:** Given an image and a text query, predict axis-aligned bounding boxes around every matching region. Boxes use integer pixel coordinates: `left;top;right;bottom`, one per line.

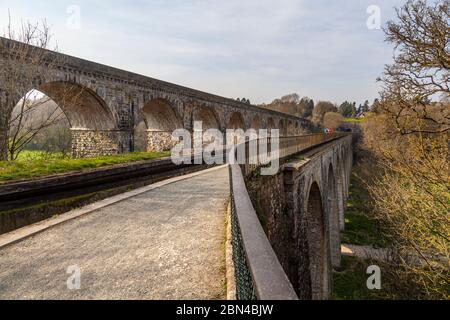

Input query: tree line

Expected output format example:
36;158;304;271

260;93;379;128
358;0;449;299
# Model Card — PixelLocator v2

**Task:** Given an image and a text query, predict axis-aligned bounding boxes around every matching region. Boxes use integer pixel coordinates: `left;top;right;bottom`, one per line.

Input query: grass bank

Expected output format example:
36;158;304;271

333;158;424;300
340;163;390;248
332;256;426;300
344;118;366;123
0;151;170;183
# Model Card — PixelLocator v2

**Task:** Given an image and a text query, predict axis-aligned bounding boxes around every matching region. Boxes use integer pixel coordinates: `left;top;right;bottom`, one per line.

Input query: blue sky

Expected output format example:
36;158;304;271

0;0;404;105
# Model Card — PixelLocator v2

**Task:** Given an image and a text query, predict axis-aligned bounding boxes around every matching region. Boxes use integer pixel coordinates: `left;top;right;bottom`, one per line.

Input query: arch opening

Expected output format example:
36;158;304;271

267;117;276;131
39;81;115;130
226;112;246;146
141;98;182;132
250;116;261;130
37;81;123;158
298;181;330;300
192;106;220;131
287;120;296;136
9;89;72;159
227;112;245;130
279;119;287;136
191;105;221;146
141;98;182;152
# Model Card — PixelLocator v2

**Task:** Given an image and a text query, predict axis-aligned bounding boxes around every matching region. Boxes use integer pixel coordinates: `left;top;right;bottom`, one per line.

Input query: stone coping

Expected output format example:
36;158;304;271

282;134;352;173
230;164;298;300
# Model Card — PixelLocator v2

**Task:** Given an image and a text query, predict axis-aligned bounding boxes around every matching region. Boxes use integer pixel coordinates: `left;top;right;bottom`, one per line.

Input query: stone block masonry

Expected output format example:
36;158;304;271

71;129;132;158
0;36;318;158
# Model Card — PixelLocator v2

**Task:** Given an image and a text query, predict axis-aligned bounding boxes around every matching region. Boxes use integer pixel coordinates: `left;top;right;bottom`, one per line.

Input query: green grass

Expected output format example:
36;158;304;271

16;150;68;161
332;256;380;300
0;151;170;182
332;256;412;300
341;213;388;248
332;256;436;300
344;118;366;123
341;167;391;248
334;157;445;300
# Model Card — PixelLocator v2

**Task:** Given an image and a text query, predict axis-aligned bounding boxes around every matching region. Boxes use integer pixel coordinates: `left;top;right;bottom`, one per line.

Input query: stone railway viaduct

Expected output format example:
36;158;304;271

1;37;314;158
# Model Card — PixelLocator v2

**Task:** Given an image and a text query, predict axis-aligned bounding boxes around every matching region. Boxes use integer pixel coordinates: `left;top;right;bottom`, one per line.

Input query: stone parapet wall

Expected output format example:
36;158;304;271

244;135;353;299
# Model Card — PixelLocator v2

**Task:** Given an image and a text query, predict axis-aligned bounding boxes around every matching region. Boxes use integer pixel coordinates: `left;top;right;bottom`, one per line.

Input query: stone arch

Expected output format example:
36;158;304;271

141;98;182;131
191;105;222;146
327;164;341;268
279;119;288;136
38;81;115;130
298;180;331;300
226;112;246;146
141;98;183;151
9;88;72;156
250;116;262;130
191;105;220;131
227;112;245;130
267;117;276;130
33;81;124;158
287;120;294;136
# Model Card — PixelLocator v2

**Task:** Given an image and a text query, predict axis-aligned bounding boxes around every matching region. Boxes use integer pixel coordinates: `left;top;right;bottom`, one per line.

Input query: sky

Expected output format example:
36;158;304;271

0;0;405;105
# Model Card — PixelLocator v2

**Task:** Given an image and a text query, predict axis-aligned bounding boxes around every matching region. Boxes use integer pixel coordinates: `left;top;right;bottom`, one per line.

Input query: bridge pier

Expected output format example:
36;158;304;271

337;177;346;231
146;130;177;152
71;129;132;158
242;135;353;300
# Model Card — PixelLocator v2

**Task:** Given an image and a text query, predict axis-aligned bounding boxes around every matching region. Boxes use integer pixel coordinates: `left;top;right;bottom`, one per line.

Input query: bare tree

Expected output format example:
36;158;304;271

312;101;338;125
323;112;344;129
8;94;67;160
378;0;450;134
360;0;450;299
0;14;83;160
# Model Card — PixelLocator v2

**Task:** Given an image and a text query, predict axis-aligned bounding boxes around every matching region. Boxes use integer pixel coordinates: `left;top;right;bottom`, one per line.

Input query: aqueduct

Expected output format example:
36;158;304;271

231;134;353;300
0;37;315;158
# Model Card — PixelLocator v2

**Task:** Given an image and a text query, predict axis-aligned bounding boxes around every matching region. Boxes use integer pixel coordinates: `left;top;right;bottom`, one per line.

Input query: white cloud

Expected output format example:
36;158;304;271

0;0;404;104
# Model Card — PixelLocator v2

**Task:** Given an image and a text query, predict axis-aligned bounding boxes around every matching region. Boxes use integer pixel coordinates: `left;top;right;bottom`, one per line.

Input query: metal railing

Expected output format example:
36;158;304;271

229;133;348;300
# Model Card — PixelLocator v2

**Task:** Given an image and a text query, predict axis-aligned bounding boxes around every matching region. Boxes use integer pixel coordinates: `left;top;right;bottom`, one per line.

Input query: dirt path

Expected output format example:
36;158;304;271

0;166;229;300
341;244;390;262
